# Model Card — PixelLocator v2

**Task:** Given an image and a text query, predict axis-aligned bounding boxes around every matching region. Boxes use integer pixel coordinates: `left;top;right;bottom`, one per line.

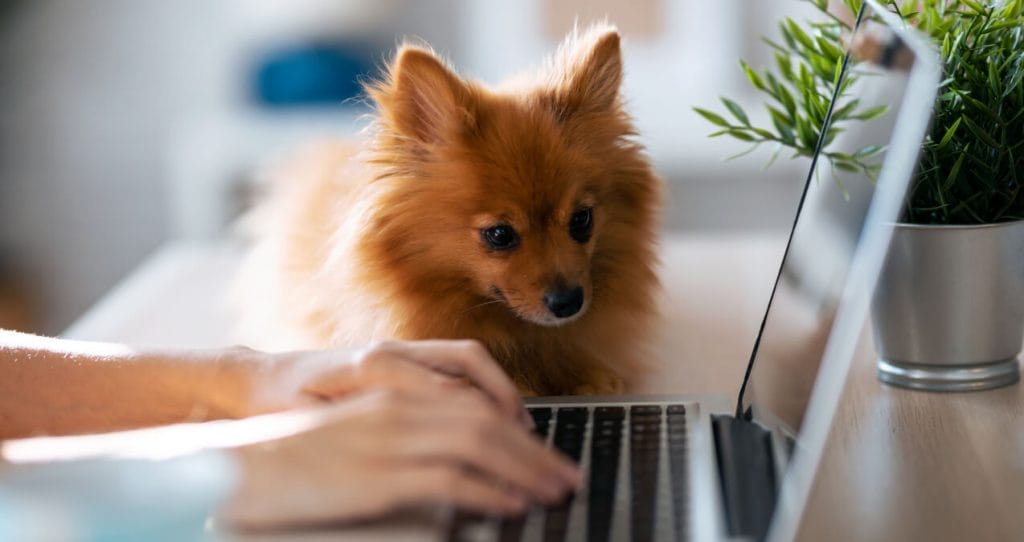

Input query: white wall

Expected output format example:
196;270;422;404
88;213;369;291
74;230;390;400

0;0;240;332
0;0;459;333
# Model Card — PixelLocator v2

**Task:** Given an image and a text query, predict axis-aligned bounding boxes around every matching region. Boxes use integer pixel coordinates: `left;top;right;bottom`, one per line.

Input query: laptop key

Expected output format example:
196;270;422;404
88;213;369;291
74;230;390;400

667;405;689;537
541;407;590;541
498;515;526;542
587;410;623;542
529;407;554;439
594;405;626;420
631;404;661;416
544;503;571;542
553;408;588;463
557;406;588;421
630;405;662;542
529;407;553;423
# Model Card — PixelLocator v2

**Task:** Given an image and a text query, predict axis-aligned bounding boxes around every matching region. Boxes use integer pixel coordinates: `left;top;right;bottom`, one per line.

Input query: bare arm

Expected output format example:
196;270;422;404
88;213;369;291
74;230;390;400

0;332;579;528
0;330;266;438
0;330;528;439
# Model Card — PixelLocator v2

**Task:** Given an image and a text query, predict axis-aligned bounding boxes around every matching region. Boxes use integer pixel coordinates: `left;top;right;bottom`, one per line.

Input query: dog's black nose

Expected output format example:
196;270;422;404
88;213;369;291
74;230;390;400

544;286;584;318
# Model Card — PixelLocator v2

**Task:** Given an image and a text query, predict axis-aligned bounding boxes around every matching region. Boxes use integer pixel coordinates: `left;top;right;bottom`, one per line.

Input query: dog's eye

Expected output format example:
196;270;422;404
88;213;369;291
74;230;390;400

569;208;593;243
482;225;519;251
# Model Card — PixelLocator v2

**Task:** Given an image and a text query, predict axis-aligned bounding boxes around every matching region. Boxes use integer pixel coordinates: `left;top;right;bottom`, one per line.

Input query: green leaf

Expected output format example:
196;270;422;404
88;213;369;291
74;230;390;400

727;142;763;161
777;83;798;116
938;117;962;148
824;126;844;146
787;18;817;51
693;107;730;127
796;116;819;149
961;0;987;15
854;144;885;158
831;55;843;87
779;21;797;50
763;144;784;169
721;97;750;126
726;129;757;142
852;105;888;121
831;98;861;120
740;60;766;91
985;19;1024;32
765;71;784;101
833;161;860;173
761;37;789;55
987;59;1001;92
802;88;824;126
962;94;1003;125
799;62;815;91
809;54;836;82
774;52;795;83
961;115;1000;148
942;145;969;191
768;107;796;144
829;167;851;200
816;36;844;62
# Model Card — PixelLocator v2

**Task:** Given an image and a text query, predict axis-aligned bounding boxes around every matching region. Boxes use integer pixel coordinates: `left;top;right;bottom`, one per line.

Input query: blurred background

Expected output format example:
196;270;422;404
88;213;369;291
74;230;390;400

0;0;820;335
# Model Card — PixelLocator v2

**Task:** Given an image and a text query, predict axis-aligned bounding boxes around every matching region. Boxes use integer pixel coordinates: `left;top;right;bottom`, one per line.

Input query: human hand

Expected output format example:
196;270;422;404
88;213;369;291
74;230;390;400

225;340;530;427
221;386;582;530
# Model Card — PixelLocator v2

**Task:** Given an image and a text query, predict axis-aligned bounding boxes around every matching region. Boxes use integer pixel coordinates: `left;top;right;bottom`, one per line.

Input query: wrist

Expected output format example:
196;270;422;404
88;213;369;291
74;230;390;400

215;348;338;418
204;346;276;419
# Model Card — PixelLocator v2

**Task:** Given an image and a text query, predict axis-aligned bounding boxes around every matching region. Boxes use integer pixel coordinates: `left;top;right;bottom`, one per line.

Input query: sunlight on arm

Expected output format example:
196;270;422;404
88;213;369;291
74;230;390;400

2;409;324;464
0;329;135;359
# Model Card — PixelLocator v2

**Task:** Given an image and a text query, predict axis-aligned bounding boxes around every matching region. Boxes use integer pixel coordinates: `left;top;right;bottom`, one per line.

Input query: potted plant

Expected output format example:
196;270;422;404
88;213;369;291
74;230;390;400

695;0;1024;390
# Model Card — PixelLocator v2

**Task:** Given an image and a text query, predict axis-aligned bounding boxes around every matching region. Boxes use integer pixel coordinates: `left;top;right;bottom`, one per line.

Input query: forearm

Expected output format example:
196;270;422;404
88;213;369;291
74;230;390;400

0;330;262;439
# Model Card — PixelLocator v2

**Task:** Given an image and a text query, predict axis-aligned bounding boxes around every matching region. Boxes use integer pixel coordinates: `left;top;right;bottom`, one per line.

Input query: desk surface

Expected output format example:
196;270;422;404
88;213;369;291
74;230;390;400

65;235;1024;541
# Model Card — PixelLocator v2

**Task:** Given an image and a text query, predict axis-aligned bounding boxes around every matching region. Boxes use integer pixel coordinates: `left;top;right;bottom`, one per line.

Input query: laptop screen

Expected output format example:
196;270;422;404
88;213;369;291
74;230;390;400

736;2;937;435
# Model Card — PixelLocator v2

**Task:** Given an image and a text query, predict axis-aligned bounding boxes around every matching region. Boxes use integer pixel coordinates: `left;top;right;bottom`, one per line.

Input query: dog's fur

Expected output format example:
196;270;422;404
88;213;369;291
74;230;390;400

236;24;662;395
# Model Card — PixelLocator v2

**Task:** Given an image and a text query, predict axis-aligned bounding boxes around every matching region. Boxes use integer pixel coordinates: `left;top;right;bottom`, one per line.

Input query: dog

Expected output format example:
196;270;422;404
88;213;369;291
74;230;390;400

236;24;662;395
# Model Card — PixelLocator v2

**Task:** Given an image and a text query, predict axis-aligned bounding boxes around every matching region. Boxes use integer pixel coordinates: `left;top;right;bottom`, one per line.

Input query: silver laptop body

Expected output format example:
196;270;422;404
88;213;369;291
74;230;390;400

449;3;940;540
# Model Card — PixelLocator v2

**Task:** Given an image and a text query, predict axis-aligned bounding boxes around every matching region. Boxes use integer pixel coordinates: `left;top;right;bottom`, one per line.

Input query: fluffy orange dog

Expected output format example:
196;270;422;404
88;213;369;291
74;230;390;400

238;24;661;395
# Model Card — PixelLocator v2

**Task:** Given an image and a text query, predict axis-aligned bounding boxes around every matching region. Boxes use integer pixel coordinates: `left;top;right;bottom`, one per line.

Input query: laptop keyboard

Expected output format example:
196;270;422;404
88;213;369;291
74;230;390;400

449;404;689;542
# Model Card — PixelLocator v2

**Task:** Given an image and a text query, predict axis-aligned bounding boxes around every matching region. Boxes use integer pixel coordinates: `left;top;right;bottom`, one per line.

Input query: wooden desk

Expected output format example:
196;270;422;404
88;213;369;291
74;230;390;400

65;235;1024;541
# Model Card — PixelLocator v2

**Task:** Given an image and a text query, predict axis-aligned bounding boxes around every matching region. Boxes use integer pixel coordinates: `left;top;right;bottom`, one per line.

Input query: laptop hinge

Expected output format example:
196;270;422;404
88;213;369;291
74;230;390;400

711;414;778;541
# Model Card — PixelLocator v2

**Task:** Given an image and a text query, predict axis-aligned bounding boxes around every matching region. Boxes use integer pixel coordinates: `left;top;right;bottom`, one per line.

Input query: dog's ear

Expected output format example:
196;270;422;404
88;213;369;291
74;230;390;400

371;46;473;144
546;25;623;121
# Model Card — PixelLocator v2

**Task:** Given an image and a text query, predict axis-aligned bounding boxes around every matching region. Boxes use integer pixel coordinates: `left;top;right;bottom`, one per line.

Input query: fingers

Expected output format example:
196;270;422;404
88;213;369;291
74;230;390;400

231;390;582;527
369;389;582;504
417;391;582;487
389;464;527;516
384;340;525;423
303;349;459;400
396;418;581;505
299;339;527;426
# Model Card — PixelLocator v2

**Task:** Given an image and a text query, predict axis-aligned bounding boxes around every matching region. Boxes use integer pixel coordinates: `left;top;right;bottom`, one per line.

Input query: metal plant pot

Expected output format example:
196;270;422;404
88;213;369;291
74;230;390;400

872;221;1024;391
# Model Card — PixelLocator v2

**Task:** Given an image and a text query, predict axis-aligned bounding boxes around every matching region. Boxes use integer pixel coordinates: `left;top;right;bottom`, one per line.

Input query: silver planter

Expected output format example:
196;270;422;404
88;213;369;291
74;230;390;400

871;221;1024;391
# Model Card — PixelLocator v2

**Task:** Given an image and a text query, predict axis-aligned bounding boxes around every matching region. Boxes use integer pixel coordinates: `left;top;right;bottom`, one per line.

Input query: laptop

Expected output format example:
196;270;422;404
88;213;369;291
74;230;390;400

447;2;940;541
